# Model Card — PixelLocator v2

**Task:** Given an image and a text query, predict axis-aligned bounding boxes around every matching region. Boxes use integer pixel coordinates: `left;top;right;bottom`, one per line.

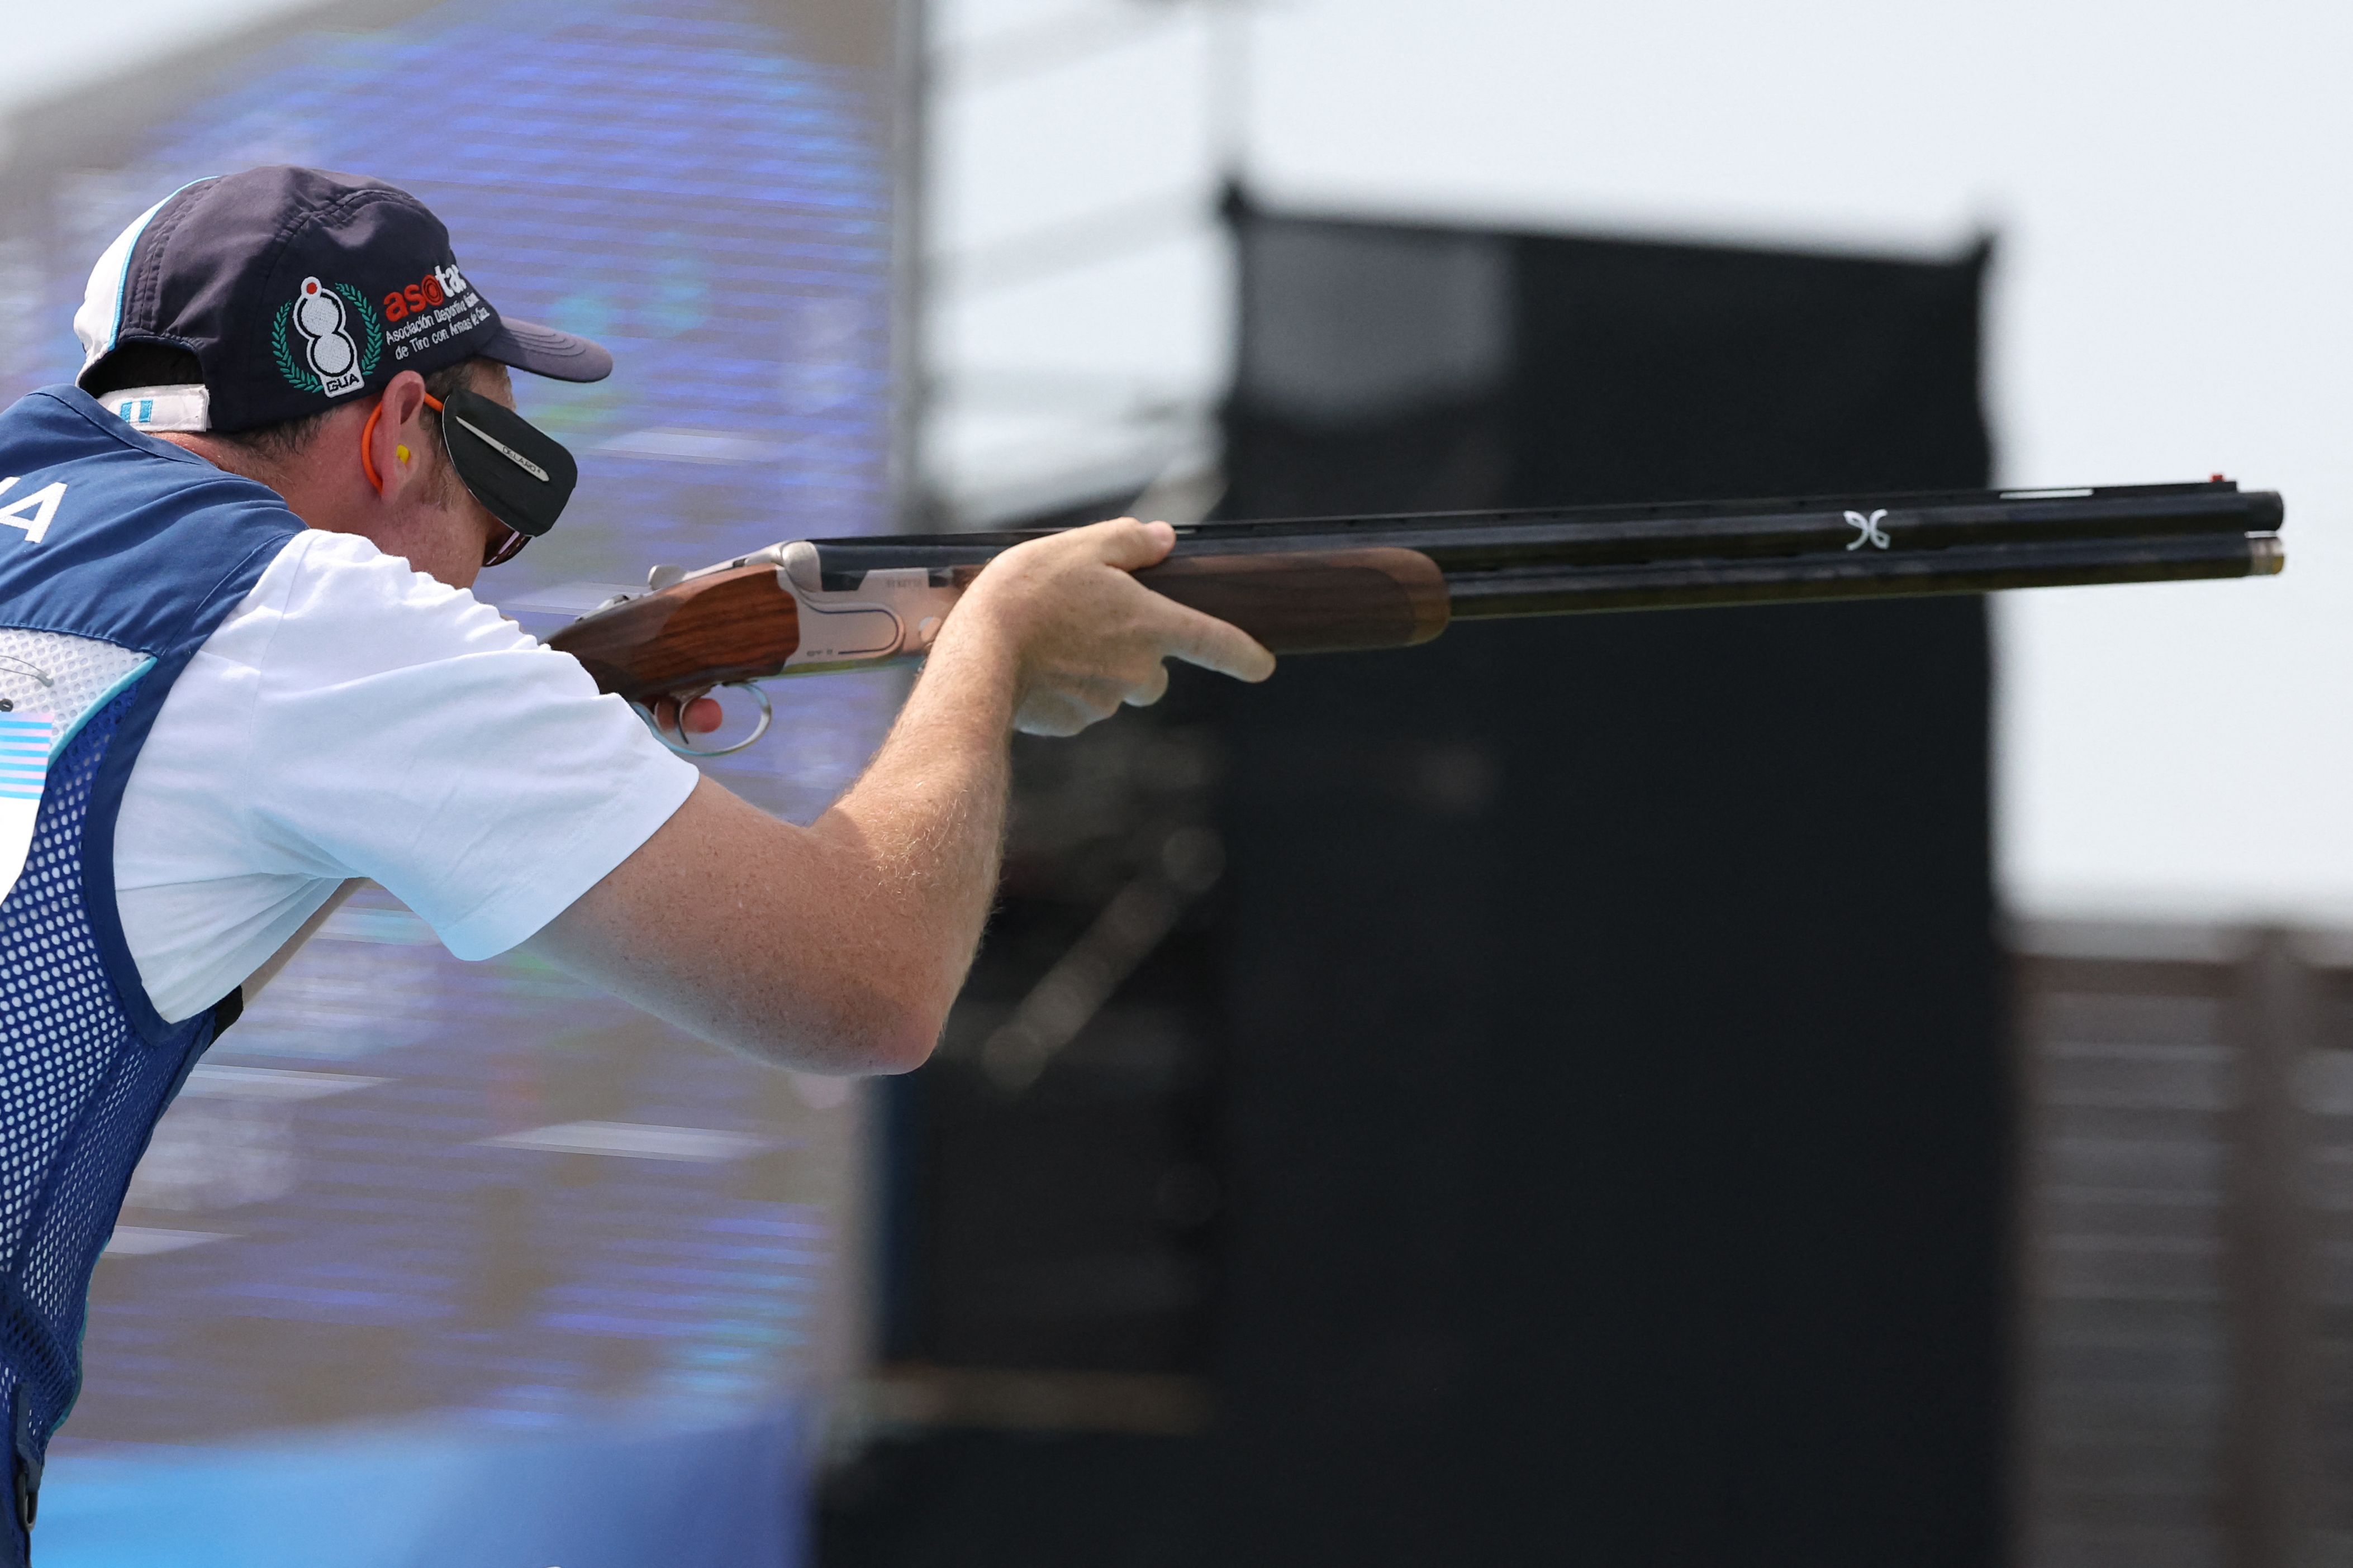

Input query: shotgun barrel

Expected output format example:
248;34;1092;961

797;481;2283;581
548;479;2284;751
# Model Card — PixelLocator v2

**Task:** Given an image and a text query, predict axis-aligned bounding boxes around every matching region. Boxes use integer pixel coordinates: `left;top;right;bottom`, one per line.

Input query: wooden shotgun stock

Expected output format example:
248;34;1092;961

545;480;2284;750
554;564;801;708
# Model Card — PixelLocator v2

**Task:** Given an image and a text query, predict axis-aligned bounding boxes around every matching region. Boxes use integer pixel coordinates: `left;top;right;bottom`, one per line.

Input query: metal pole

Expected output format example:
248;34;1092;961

890;0;933;533
2224;930;2318;1568
1206;0;1253;186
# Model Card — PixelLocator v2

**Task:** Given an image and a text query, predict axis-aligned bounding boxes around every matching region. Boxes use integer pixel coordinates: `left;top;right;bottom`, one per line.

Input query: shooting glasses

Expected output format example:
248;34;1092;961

363;387;579;566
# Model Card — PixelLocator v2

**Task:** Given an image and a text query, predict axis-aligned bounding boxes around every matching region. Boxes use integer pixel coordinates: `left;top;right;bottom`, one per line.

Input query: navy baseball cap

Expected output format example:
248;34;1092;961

74;166;611;433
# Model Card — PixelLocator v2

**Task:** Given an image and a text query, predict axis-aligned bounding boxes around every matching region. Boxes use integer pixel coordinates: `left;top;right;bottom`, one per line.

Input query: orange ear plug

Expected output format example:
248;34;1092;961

359;391;443;492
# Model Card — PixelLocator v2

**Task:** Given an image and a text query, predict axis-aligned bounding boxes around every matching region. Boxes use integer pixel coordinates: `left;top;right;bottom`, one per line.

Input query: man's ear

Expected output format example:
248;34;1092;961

360;370;434;498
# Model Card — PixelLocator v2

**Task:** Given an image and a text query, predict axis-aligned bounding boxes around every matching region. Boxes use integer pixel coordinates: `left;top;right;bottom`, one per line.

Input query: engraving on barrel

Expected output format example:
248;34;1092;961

1845;509;1891;551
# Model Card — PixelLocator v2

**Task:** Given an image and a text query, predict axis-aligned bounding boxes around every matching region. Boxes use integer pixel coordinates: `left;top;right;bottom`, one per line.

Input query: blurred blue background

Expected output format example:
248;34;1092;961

0;1;899;1561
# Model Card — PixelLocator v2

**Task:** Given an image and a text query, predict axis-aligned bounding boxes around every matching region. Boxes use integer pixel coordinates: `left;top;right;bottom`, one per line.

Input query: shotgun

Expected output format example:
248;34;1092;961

548;479;2284;754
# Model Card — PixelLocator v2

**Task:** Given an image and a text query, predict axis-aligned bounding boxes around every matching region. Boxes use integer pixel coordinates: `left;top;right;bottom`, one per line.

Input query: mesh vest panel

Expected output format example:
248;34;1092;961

0;679;221;1561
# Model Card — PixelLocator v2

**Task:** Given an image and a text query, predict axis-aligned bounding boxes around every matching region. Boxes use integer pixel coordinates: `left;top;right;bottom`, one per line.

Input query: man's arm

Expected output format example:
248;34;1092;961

519;520;1274;1074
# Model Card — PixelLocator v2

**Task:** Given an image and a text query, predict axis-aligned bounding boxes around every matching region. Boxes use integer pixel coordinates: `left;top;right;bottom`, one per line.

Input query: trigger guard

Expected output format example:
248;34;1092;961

638;683;774;758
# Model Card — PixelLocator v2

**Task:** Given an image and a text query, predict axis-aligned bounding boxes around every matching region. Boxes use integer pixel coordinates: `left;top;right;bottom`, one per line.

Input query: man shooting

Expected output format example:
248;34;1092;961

0;165;1271;1557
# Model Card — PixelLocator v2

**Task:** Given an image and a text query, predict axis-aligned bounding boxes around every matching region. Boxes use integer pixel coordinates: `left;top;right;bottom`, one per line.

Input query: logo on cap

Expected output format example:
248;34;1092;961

271;277;382;399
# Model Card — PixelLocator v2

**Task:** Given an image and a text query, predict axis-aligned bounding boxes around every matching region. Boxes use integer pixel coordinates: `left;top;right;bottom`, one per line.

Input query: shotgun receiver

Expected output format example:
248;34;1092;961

548;480;2285;754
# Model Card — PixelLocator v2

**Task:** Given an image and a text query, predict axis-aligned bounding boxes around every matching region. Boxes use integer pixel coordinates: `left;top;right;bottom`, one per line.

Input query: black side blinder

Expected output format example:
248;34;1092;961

438;387;577;538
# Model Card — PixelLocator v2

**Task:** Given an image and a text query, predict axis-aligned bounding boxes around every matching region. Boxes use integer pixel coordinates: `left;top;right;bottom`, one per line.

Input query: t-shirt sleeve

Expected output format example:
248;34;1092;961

235;532;700;959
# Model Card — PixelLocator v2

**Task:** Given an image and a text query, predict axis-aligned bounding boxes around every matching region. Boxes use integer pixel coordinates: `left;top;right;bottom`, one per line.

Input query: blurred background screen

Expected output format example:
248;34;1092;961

0;1;902;1562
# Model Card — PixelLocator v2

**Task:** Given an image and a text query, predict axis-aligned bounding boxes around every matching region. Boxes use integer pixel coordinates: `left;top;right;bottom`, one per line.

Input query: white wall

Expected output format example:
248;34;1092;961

6;0;330;130
942;0;2353;925
1245;0;2353;925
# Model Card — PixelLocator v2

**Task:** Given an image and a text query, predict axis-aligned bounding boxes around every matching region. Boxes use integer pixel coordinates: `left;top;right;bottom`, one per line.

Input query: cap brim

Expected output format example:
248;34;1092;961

479;316;612;383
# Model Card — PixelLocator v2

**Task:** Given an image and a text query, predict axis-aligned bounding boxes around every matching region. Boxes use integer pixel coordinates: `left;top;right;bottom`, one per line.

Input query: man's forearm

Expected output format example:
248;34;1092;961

808;602;1023;1040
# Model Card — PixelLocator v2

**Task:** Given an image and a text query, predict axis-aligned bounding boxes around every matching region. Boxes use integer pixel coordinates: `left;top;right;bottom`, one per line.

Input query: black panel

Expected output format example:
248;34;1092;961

831;209;2005;1568
1510;231;1991;503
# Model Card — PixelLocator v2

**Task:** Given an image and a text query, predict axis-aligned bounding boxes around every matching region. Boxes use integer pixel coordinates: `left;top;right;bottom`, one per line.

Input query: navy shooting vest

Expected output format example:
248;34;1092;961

0;386;301;1563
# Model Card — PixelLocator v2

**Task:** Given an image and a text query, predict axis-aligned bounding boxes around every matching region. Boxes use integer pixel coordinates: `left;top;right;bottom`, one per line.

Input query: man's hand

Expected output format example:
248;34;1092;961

947;518;1276;735
524;515;1273;1075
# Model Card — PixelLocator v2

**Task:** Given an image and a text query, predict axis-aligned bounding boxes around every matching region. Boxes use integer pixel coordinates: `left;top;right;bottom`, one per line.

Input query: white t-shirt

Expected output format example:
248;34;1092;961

116;528;701;1023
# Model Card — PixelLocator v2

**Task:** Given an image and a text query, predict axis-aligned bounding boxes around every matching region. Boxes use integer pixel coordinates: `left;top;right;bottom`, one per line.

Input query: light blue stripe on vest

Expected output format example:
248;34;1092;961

51;659;154;762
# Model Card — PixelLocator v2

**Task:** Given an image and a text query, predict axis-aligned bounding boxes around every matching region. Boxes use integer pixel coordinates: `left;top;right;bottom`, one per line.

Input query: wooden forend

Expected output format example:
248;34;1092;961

1138;547;1449;655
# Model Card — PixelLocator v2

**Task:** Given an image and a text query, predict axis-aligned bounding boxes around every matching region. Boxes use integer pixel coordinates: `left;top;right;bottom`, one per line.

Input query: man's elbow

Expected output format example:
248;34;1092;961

842;954;964;1074
854;992;947;1075
742;983;944;1077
